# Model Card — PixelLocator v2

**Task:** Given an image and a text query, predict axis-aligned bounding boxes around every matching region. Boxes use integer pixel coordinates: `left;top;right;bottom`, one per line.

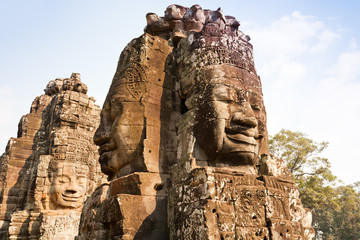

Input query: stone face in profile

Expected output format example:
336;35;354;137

78;33;177;239
94;82;145;179
92;33;177;181
49;162;88;210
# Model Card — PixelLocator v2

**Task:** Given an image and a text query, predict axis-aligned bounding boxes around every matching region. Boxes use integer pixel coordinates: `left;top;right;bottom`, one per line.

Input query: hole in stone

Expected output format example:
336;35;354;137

280;233;283;237
212;209;216;213
252;215;257;219
149;150;152;153
158;79;161;82
220;236;224;240
180;98;188;114
154;183;164;190
286;229;289;232
147;57;150;60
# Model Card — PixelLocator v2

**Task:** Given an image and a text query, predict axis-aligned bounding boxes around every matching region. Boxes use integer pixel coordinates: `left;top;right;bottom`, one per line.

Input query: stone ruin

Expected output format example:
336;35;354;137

77;4;315;240
0;4;315;240
0;73;105;239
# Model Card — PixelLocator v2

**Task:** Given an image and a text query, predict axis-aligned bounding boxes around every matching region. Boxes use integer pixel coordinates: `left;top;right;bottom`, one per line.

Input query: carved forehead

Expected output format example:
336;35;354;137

106;84;139;103
213;83;261;94
203;65;261;87
204;83;264;102
180;65;263;98
56;162;88;176
104;86;144;115
106;62;147;104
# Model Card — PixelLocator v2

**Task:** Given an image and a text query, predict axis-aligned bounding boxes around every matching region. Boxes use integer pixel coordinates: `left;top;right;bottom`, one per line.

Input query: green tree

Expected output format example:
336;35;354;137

269;129;360;240
332;183;360;240
297;175;339;239
269;129;331;181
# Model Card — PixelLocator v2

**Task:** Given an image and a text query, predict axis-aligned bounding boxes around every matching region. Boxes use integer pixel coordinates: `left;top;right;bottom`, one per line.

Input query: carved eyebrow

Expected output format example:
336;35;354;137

110;94;127;103
249;92;263;102
249;92;264;110
110;93;138;104
212;89;233;100
56;175;71;182
212;85;247;102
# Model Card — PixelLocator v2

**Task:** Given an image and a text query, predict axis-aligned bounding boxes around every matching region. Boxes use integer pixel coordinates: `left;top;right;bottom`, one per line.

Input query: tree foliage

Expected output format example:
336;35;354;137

269;129;360;240
269;129;330;180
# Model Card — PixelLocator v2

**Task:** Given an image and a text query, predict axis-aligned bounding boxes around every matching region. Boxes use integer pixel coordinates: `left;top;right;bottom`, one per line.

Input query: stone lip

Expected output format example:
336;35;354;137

226;133;257;145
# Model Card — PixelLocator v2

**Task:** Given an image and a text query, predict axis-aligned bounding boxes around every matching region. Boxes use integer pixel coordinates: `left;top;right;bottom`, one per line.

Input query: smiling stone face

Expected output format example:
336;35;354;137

49;162;88;210
193;67;267;168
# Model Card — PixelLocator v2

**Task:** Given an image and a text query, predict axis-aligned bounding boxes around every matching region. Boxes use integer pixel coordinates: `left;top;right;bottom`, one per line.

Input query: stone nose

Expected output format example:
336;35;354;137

94;120;112;146
231;113;257;128
66;180;78;194
231;103;257;128
94;124;107;146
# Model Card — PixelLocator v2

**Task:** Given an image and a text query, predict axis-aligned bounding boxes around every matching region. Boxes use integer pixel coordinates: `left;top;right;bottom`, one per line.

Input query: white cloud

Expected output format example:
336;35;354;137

310;29;340;54
303;44;360;183
326;50;360;82
276;61;307;87
244;11;359;183
248;11;326;59
349;38;358;50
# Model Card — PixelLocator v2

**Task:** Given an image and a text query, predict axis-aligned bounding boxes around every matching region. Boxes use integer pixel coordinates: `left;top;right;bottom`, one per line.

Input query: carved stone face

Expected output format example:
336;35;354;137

194;79;266;166
94;83;145;179
49;162;87;210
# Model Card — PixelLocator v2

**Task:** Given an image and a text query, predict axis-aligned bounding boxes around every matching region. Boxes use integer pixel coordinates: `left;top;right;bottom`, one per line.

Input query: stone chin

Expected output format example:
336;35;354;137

50;192;84;210
194;122;260;165
57;195;84;209
99;148;144;180
217;134;259;165
99;151;118;178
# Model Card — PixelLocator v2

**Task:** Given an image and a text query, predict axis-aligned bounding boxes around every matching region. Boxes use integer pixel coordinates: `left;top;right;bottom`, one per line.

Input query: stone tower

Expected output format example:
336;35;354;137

164;5;315;240
78;4;314;240
0;74;104;239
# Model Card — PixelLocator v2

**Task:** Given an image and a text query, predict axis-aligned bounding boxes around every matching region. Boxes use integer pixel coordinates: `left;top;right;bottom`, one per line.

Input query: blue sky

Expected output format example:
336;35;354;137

1;0;359;184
